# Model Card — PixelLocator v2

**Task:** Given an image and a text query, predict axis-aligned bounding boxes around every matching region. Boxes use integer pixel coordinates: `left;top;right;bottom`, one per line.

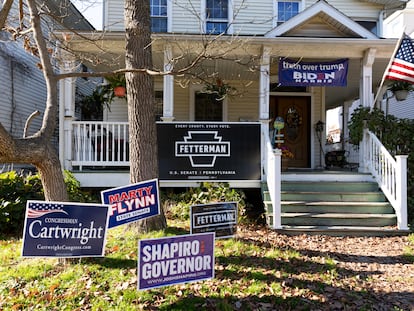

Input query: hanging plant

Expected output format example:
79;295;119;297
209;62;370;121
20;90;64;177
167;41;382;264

203;78;237;100
105;74;127;101
387;81;414;101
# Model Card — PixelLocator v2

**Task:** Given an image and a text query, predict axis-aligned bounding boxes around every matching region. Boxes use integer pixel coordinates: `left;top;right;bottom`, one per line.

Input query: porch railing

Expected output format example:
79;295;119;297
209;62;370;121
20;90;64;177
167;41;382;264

263;131;282;229
363;129;409;230
72;121;130;170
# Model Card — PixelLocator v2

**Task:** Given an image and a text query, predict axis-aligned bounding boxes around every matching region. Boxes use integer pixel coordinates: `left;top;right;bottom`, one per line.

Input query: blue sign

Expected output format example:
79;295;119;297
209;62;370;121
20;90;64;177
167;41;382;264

138;232;215;290
279;58;349;86
191;202;238;238
22;201;109;258
101;179;160;229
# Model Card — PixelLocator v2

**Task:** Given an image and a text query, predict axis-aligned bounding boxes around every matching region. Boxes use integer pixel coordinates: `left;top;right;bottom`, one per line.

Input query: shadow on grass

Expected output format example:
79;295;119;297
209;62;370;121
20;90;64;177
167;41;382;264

160;290;414;311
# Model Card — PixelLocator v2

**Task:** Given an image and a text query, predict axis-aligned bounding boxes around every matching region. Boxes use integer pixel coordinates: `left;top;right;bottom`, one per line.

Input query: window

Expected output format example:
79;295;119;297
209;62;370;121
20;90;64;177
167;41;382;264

277;1;300;25
195;93;223;121
206;0;228;34
151;0;168;32
356;21;378;36
154;90;163;121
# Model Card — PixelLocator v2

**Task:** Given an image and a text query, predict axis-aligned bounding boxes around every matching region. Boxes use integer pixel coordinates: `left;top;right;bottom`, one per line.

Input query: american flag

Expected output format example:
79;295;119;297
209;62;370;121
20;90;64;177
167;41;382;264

27;201;68;218
385;34;414;84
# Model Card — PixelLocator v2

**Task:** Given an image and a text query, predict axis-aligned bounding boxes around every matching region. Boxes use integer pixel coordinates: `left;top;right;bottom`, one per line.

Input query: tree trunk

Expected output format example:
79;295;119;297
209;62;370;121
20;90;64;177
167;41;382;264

0;0;69;203
124;0;166;232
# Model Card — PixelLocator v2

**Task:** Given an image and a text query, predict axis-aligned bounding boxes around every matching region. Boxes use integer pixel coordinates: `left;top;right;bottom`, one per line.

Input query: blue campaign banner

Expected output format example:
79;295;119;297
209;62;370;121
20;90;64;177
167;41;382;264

101;179;160;229
279;58;349;86
138;232;215;290
22;201;109;258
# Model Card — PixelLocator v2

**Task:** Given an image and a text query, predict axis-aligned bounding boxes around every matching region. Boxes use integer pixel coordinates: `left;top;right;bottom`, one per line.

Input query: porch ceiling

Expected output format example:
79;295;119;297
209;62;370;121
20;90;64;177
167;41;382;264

61;32;398;109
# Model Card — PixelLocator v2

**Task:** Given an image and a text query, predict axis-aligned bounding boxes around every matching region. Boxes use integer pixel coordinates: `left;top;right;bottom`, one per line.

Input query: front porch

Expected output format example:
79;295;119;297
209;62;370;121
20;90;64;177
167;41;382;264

65;120;409;234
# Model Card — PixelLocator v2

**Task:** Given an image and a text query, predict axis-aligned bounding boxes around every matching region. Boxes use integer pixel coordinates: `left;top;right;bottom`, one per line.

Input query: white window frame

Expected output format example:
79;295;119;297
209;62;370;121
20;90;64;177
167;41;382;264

273;0;304;28
150;0;172;32
190;84;228;121
201;0;233;35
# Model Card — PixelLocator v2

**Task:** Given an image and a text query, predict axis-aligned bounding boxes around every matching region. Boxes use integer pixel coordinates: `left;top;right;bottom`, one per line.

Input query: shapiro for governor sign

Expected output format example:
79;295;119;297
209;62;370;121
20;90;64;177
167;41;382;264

22;201;109;258
138;232;215;290
157;122;261;180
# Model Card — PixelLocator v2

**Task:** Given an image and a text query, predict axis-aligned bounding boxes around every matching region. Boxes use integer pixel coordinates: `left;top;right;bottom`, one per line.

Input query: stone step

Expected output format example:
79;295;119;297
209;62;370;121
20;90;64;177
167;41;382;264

280;212;396;227
281;181;380;192
275;226;410;237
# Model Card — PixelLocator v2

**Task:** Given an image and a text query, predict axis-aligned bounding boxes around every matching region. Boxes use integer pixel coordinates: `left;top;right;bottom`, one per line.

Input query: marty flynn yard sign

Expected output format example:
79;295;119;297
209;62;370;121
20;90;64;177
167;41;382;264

101;179;160;229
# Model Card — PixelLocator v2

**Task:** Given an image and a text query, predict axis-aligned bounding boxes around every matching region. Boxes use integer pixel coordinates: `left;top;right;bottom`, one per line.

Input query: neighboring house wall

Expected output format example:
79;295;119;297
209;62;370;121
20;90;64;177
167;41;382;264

380;91;414;119
383;0;414;38
382;0;414;119
0;32;46;139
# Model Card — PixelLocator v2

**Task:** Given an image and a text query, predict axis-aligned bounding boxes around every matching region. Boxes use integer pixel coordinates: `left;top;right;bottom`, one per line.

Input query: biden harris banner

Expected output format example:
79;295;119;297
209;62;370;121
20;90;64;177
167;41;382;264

278;58;349;87
22;201;109;258
138;232;215;290
101;179;160;229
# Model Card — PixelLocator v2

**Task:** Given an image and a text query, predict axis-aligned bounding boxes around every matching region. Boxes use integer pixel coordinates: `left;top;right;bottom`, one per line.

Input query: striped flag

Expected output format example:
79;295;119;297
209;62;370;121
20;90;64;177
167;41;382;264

27;201;68;218
385;34;414;84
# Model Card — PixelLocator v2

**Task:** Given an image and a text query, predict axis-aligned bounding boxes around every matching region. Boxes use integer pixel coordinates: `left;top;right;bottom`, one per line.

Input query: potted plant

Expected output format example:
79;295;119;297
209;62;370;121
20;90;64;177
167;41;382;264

280;146;294;171
105;74;127;99
77;87;108;120
387;81;414;101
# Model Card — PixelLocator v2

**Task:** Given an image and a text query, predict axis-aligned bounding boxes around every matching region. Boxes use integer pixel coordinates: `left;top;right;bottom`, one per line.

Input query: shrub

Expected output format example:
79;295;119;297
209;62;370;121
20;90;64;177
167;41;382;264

162;182;249;223
0;170;95;237
348;107;414;228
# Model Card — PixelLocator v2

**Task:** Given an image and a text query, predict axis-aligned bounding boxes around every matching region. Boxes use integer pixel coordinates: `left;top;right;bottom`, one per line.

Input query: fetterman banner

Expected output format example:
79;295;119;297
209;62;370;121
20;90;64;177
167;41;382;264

279;58;349;87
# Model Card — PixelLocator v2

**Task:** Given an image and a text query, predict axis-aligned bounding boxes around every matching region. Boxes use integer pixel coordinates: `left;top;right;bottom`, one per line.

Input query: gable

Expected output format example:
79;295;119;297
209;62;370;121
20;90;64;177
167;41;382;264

265;0;378;39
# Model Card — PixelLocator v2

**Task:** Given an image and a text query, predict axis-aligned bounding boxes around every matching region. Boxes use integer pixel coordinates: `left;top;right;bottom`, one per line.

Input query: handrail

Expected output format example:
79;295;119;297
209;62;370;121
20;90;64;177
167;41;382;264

263;131;282;229
72;121;130;170
363;129;408;230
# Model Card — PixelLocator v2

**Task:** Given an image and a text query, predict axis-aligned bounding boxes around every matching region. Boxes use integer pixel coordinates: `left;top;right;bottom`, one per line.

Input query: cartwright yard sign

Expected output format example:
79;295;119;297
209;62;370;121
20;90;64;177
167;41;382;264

22;201;109;258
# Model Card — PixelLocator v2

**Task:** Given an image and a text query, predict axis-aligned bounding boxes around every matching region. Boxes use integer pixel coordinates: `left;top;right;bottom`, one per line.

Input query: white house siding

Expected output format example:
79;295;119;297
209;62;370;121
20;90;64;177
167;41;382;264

381;92;414;119
0;36;46;139
171;0;203;34
173;85;191;120
305;0;382;20
231;0;274;35
227;80;259;121
104;0;124;31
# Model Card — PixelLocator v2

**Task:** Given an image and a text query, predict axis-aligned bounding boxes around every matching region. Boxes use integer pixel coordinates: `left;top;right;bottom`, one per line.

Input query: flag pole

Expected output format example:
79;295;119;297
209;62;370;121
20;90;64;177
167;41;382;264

373;30;406;105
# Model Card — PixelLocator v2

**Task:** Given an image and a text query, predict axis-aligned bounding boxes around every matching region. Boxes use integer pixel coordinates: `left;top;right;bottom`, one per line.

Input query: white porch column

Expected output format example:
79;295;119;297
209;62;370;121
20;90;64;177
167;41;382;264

395;155;409;230
358;49;376;172
161;45;175;122
360;48;376;107
260;46;271;181
58;53;76;171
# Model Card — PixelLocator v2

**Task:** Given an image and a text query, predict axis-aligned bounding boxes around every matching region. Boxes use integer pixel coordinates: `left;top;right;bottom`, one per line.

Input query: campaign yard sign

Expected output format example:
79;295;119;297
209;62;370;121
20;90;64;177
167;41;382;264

22;201;109;258
138;232;215;290
191;202;238;238
101;179;160;229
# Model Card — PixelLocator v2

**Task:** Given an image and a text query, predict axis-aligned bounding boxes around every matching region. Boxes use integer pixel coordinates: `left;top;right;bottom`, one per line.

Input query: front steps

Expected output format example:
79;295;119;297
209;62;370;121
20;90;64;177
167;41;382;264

262;171;408;236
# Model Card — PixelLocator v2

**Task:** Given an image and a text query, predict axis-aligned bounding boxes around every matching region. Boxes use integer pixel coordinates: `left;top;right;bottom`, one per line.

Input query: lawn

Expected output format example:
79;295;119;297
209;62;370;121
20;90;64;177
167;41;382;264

1;221;413;310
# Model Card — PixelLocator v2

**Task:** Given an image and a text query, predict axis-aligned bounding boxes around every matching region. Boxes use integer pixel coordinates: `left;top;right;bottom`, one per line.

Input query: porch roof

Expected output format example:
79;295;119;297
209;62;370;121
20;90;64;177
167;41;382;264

60;32;398;109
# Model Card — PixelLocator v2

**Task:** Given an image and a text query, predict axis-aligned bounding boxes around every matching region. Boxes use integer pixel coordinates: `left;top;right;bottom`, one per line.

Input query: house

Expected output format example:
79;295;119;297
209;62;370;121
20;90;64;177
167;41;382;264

0;0;96;171
59;0;410;233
